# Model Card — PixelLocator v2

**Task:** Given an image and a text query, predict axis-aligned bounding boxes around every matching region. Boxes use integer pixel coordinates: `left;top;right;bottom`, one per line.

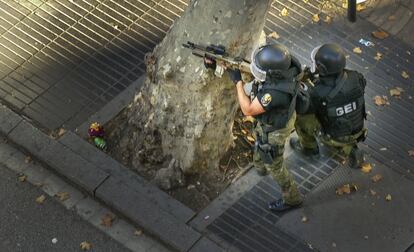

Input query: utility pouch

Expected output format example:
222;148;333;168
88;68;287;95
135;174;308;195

255;132;276;164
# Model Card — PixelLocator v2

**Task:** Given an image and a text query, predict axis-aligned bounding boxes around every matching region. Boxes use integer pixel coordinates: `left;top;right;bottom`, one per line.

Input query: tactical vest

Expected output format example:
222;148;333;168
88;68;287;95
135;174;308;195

317;70;366;138
255;79;299;132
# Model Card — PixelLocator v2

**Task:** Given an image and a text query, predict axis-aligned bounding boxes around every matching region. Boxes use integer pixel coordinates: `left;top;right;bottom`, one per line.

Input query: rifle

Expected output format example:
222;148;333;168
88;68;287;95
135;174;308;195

182;41;251;77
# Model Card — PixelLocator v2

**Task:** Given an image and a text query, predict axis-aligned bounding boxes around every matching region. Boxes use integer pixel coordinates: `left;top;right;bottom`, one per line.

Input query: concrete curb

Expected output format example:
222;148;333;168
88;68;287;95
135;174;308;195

0;103;223;252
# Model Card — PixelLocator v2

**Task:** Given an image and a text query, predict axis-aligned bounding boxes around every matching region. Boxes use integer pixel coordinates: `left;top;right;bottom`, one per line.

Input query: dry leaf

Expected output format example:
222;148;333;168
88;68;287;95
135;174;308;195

246;136;255;142
281;8;289;16
303;0;309;3
389;87;403;97
242;116;255;123
371;174;383;182
324;16;332;24
374;52;382;61
374;96;389;106
372;30;389;40
402;71;410;79
408;150;414;156
361;163;372;173
56;192;70;202
25;156;32;164
369;189;377;196
388;15;396;21
57;128;66;137
312;14;320;23
18;174;27;182
356;4;366;11
267;31;280;39
353;47;362;54
385;194;392;201
80;241;92;250
134;230;143;236
241;129;247;135
101;213;114;227
336;184;358;195
36;195;46;204
301;216;308;223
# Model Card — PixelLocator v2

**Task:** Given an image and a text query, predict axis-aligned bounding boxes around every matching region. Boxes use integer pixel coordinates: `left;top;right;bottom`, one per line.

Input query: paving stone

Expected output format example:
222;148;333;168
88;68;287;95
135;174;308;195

41;173;67;197
2;148;31;173
58;183;87;210
189;237;224;252
8;119;109;193
74;197;104;221
0;141;19;163
95;176;201;252
0;104;22;134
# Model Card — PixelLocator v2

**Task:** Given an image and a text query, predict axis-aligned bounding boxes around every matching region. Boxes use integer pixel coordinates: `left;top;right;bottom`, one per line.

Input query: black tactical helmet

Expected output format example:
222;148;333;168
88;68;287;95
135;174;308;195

313;44;346;76
250;43;292;81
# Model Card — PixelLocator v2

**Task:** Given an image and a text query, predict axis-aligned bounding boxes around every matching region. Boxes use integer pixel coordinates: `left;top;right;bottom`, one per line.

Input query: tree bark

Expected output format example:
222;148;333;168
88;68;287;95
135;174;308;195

109;0;271;174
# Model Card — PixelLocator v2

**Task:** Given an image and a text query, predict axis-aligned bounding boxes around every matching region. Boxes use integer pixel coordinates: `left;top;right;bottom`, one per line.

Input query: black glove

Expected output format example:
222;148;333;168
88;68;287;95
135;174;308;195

227;68;242;84
204;56;216;70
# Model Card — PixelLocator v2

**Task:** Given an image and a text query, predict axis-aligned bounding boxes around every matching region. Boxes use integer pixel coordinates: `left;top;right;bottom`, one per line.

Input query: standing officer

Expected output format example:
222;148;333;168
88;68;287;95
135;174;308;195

206;43;304;211
290;43;367;168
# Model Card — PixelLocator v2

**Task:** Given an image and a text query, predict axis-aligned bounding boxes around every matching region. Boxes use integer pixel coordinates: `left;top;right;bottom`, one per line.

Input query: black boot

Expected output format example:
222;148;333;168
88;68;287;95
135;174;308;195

349;146;365;169
289;137;319;156
268;199;302;212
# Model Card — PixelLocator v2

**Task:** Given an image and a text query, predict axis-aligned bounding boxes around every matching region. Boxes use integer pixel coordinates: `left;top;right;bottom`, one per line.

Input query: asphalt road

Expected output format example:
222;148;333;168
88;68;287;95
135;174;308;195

0;164;130;252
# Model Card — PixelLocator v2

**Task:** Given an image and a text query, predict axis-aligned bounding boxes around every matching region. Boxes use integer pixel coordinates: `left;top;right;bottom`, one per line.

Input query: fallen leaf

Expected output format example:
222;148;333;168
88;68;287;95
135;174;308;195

267;31;280;39
80;241;92;250
301;216;308;223
101;213;114;227
372;30;389;39
361;163;372;173
52;238;58;244
36;195;46;204
353;47;362;54
336;184;358;195
332;242;337;248
312;14;320;23
408;150;414;156
56;192;70;202
57;128;66;137
324;16;332;24
134;230;143;236
356;4;366;11
281;7;289;16
364;235;369;240
389;87;403;97
380;147;387;151
246;136;255;142
388;15;396;21
369;189;377;196
33;182;43;187
374;96;389;106
374;52;382;61
402;71;410;79
18;174;27;182
303;0;309;3
25;156;32;164
242;116;255;123
371;174;383;182
385;194;392;201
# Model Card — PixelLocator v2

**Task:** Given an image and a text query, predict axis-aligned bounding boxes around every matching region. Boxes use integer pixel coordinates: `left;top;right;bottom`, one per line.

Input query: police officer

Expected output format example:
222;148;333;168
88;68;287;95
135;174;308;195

206;43;304;211
290;43;367;168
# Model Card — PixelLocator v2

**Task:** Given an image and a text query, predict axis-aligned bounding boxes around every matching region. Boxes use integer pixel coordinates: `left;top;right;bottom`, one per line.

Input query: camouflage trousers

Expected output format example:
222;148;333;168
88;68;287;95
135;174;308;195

253;113;302;205
295;114;366;157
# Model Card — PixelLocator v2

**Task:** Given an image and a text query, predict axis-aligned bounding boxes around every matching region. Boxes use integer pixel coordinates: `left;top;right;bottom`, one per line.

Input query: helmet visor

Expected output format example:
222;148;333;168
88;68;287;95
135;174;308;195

250;46;266;82
310;46;321;73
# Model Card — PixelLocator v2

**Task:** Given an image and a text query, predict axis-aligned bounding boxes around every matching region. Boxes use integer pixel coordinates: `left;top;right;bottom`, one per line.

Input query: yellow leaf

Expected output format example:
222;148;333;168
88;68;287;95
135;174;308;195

402;71;410;79
361;163;372;173
80;241;92;250
374;52;382;61
18;174;27;182
356;4;366;12
281;8;289;17
312;14;320;23
389;87;403;97
101;213;114;227
56;192;70;202
353;47;362;54
241;129;247;135
36;195;46;204
369;189;377;196
371;174;383;183
372;30;389;40
336;184;358;195
324;16;332;24
374;96;389;106
385;194;392;201
267;31;280;40
246;136;255;142
303;0;309;3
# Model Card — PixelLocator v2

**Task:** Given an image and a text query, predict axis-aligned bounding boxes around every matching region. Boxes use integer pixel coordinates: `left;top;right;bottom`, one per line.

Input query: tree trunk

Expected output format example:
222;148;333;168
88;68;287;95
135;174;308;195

109;0;271;174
